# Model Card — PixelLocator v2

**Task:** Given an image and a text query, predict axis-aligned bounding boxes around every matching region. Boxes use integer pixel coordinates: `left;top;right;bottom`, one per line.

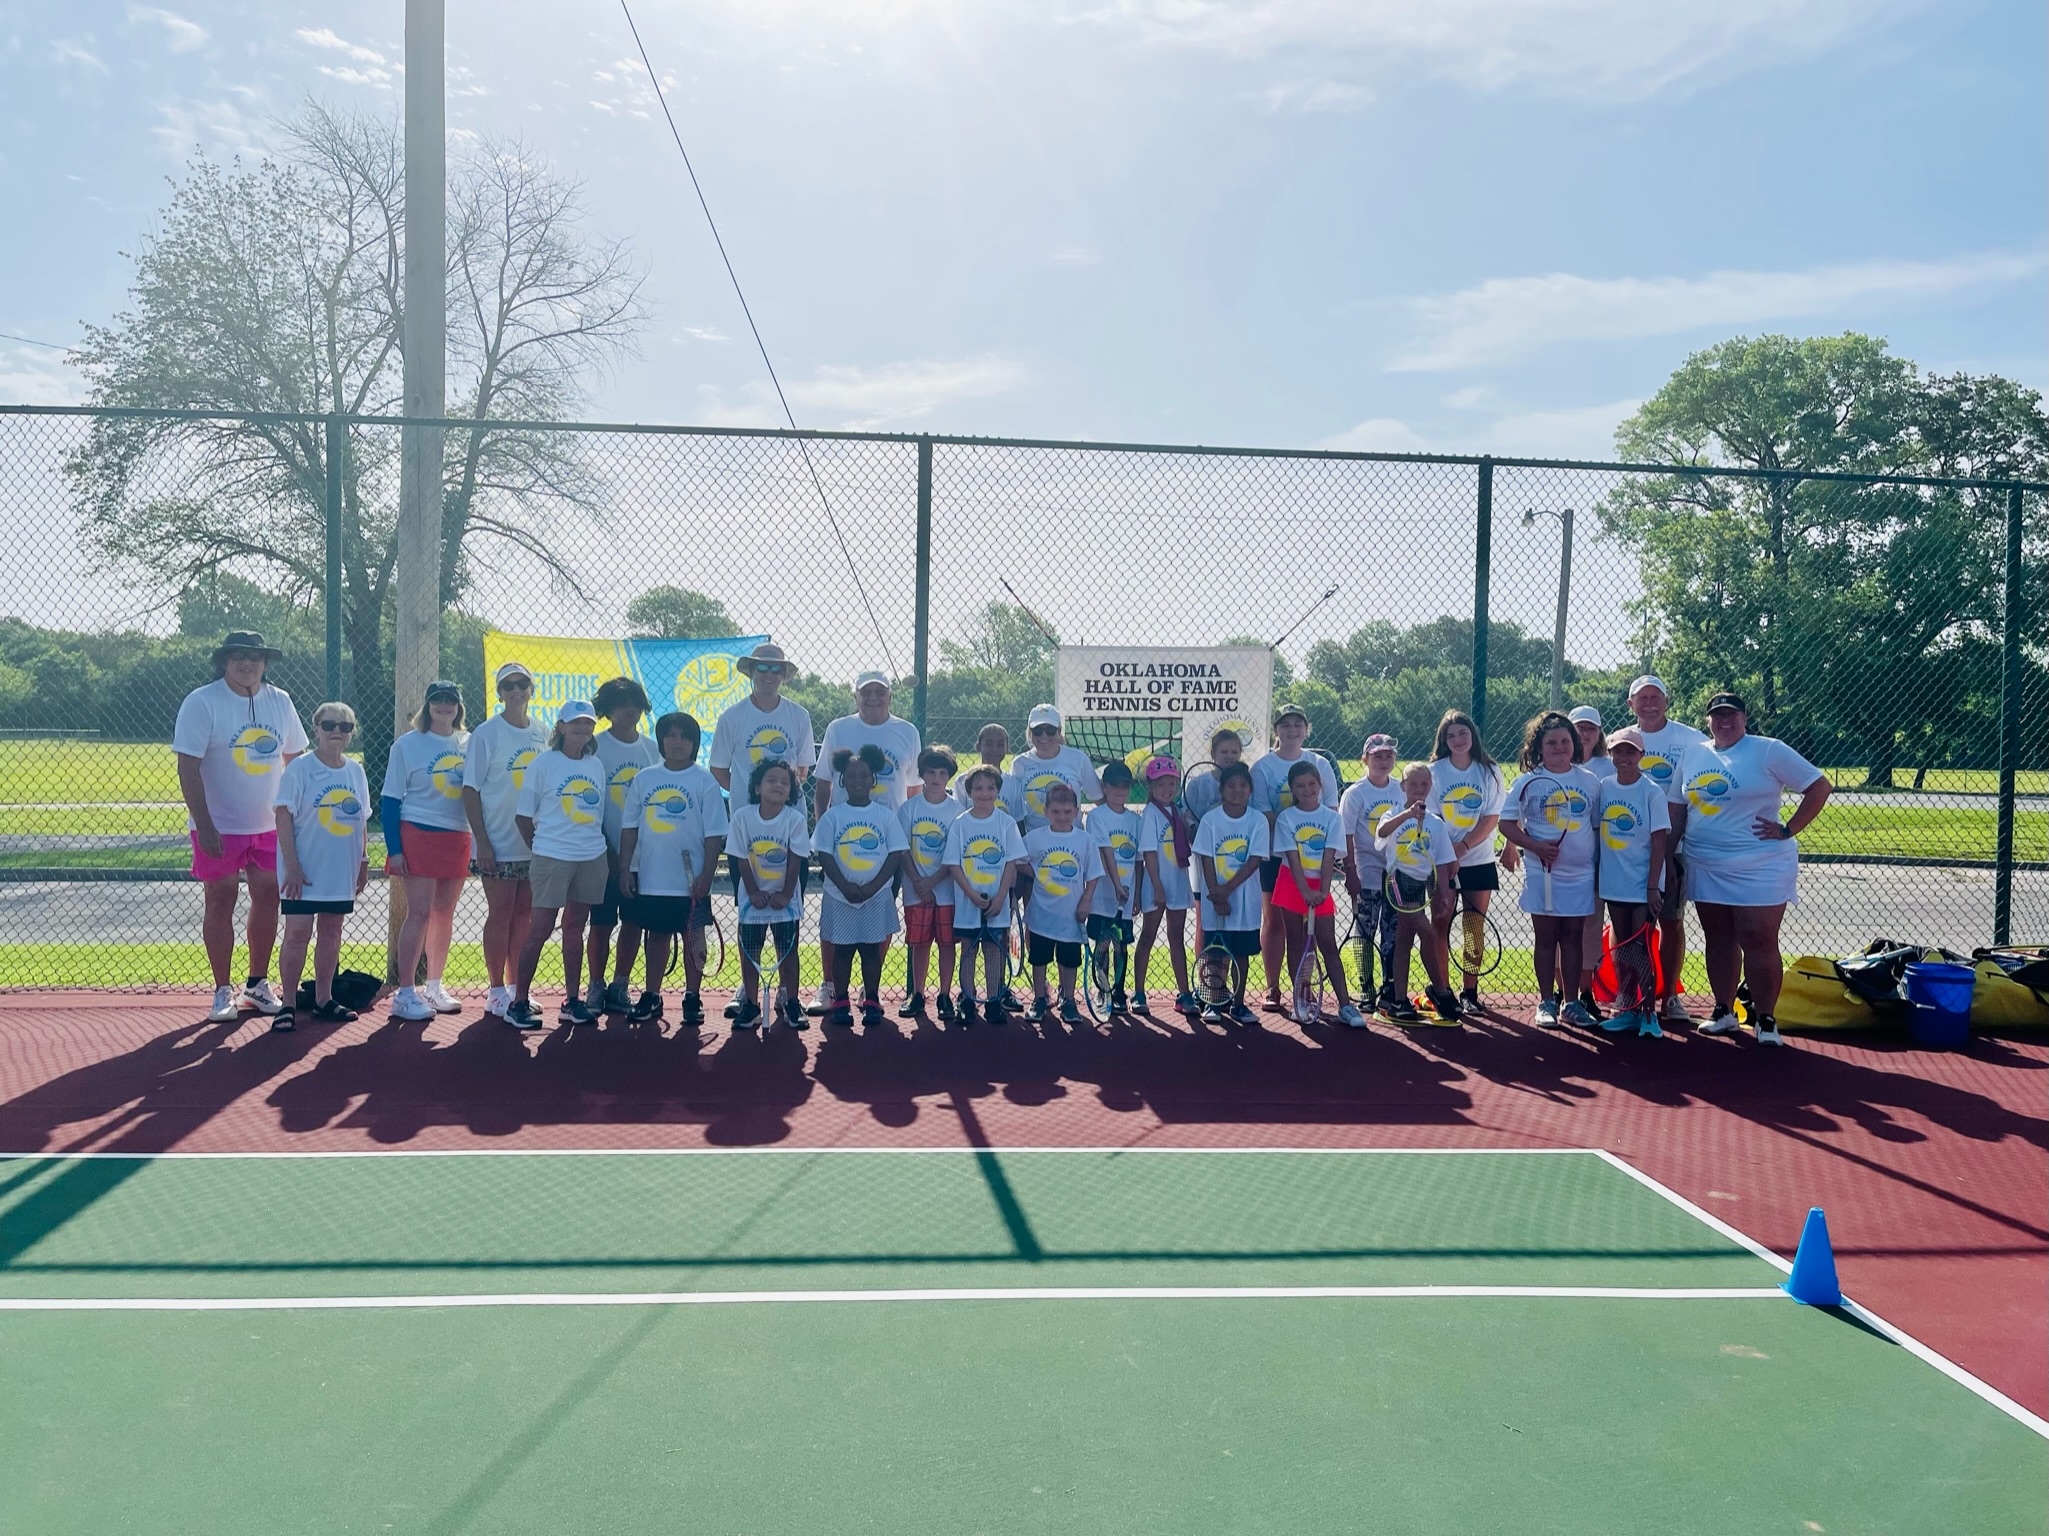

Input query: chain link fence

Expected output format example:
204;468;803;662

0;403;2042;990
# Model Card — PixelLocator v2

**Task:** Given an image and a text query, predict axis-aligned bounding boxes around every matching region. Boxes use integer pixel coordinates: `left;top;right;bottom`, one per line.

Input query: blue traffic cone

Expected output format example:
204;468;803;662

1781;1206;1842;1306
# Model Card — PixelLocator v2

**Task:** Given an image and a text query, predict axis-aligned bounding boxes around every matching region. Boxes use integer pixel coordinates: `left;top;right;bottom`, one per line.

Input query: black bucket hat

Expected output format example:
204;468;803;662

213;630;283;664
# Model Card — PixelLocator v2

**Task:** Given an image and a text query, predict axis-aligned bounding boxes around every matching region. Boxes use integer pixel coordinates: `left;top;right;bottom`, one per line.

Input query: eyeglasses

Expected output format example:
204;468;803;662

317;720;355;734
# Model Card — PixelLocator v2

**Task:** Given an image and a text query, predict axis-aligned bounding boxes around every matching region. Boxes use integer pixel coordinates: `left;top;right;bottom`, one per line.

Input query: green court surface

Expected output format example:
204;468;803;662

1;1150;2042;1534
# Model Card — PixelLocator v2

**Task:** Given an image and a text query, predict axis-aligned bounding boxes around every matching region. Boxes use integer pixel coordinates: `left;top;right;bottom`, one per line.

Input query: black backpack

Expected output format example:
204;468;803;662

296;968;383;1011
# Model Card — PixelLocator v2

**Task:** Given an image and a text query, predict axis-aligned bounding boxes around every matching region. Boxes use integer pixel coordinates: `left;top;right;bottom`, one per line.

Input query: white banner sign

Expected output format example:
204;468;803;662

1054;645;1274;764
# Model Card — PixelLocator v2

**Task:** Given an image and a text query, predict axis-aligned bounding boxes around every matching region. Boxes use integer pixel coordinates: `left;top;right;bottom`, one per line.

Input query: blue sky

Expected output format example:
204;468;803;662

2;0;2043;459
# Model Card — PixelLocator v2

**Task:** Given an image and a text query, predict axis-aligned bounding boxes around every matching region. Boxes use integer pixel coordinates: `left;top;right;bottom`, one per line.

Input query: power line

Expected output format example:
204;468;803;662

0;331;72;352
618;0;900;680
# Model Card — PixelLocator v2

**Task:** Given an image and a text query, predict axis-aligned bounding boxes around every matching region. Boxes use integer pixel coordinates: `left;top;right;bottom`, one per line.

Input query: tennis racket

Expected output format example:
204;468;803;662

1195;936;1233;1014
1450;890;1505;978
1514;773;1567;911
1292;924;1327;1025
1082;937;1115;1023
1382;865;1430;917
1601;911;1659;1015
1175;760;1219;825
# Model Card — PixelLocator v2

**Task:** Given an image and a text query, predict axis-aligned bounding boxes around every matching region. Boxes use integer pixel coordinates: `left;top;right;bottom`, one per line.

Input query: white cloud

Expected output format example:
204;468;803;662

52;38;107;72
295;27;386;65
150;96;274;160
1389;250;2044;372
1249;79;1372;113
0;345;88;407
1440;384;1496;410
1315;416;1433;454
674;325;732;345
318;65;394;89
1082;0;1929;102
1049;245;1101;267
1317;397;1640;461
589;58;675;122
696;355;1026;430
127;6;207;53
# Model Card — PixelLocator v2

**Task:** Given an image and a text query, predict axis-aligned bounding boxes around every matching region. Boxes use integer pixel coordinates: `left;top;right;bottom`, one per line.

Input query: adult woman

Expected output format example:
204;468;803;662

507;700;612;1031
1428;708;1505;1011
1665;693;1830;1048
382;680;471;1022
463;661;550;1019
271;701;370;1032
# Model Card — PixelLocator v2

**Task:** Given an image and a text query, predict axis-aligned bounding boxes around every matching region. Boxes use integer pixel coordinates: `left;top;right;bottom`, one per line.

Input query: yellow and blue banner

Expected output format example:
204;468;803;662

483;631;770;756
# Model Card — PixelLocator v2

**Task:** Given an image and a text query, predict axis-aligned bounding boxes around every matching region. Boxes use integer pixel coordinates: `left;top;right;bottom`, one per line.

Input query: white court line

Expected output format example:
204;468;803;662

0;1145;1597;1161
0;1285;1787;1313
1594;1149;2049;1442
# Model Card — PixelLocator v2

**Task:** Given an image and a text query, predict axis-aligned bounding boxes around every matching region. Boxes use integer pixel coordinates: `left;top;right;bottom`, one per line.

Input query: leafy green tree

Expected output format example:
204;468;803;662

626;587;740;641
939;601;1058;675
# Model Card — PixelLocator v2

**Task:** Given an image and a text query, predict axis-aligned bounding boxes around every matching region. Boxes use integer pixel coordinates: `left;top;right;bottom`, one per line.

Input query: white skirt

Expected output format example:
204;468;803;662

1685;852;1799;908
1138;859;1191;913
1518;866;1597;918
819;890;901;944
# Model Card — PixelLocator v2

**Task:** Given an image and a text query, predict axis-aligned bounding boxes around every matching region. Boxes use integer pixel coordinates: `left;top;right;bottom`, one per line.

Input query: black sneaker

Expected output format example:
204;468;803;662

825;1004;855;1028
310;999;357;1023
1031;996;1054;1022
982;994;1008;1025
1578;990;1605;1023
560;999;597;1026
1459;987;1483;1013
681;993;704;1027
629;989;663;1022
1425;985;1464;1022
724;1001;740;1019
269;1008;296;1034
1059;999;1084;1025
732;999;762;1030
505;999;543;1031
782;997;809;1030
860;1003;886;1029
1381;999;1429;1028
955;994;978;1025
936;993;956;1023
898;992;925;1019
1109;990;1129;1014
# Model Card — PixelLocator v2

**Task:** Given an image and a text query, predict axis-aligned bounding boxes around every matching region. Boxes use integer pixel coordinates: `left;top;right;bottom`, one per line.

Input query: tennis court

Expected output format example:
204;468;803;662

2;1144;2041;1534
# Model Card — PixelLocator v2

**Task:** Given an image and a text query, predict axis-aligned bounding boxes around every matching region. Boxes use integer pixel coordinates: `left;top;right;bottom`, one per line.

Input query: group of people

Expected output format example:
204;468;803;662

173;632;1830;1045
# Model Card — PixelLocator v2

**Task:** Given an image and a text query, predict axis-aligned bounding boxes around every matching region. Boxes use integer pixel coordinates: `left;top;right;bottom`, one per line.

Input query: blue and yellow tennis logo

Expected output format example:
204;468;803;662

749;836;789;880
231;723;283;776
963;832;1007;889
1157;819;1177;860
744;723;794;765
1104;829;1137;874
674;654;747;719
1022;768;1068;818
315;785;363;838
430;749;466;800
1393;824;1432;872
1441;783;1483;832
908;814;949;872
559;773;602;825
644;784;692;834
1642;752;1677;786
836;819;886;875
608;763;642;808
1293;823;1329;873
1215;835;1250;880
507;746;540;787
1685;769;1734;817
1035;847;1083;897
1540;786;1589;833
1601;802;1639;851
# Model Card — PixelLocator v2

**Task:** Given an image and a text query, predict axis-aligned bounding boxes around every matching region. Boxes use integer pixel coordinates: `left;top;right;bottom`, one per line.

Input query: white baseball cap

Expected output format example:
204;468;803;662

557;698;597;724
1568;705;1602;728
852;670;891;692
1027;703;1063;730
494;660;533;685
1627;674;1671;701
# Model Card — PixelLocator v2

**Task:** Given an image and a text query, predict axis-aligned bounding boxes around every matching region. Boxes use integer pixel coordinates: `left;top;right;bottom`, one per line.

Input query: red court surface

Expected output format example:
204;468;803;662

2;991;2042;1417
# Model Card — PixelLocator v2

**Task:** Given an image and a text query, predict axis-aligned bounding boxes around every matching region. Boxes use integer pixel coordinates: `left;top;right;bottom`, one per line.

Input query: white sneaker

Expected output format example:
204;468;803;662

389;986;436;1022
1754;1019;1784;1048
1700;1009;1743;1036
1534;997;1563;1029
206;985;240;1022
422;981;463;1015
1659;996;1691;1025
244;979;282;1016
1337;1003;1368;1029
485;985;512;1018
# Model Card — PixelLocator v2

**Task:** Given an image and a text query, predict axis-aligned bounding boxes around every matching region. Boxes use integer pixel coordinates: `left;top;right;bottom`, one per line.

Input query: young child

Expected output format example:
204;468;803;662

1252;703;1343;1012
1375;762;1462;1026
1429;708;1506;1013
271;701;371;1032
617;712;727;1027
1180;725;1246;824
1273;759;1366;1028
942;764;1026;1024
590;675;658;1017
815;744;910;1028
727;757;811;1031
1085;761;1143;1013
1023;783;1099;1023
901;746;964;1021
1569;704;1615;1016
951;723;1022;819
1192;762;1268;1027
1593;727;1672;1038
1339;733;1405;1013
1498;710;1603;1030
1133;756;1196;1015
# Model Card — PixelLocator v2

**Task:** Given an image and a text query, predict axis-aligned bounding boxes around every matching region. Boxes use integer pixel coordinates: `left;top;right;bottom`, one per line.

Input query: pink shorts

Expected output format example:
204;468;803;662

191;829;278;883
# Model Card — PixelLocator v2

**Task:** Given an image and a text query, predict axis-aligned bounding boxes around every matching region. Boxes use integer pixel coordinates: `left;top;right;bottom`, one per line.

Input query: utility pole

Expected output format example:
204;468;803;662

1523;507;1575;711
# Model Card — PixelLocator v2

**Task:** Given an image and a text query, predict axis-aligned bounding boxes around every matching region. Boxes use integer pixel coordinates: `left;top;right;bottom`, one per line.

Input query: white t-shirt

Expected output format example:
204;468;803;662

515;750;609;863
273;754;370;902
1430;758;1506;869
1085;803;1144;918
1023;824;1098;943
1501;764;1603;884
1193;807;1270;931
622;763;729;896
819;714;923;805
463;713;550;860
1274;804;1345;897
593;731;659;849
815;799;909;915
171;679;308;835
1594;773;1671;903
951;765;1024;821
727;803;811;926
1581;755;1618;782
1634;719;1708;802
943;808;1027;927
1338;777;1404;879
1137;800;1192;871
1380;811;1456;883
1670;735;1821;873
1252;750;1341;819
900;793;966;903
1016;747;1103;830
380;729;471;832
706;695;816;779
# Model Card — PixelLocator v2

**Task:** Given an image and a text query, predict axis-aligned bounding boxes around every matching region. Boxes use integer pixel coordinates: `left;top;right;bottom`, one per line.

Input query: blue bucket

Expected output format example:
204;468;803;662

1903;962;1974;1049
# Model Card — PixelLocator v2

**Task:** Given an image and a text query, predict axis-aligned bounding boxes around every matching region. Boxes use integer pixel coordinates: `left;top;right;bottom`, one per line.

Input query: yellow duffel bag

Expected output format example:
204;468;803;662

1971;952;2049;1030
1776;955;1890;1031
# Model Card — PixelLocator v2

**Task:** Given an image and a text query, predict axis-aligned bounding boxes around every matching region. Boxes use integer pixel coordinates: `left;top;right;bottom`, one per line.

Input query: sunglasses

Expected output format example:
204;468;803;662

753;663;785;675
1029;725;1059;736
499;678;532;691
318;720;355;734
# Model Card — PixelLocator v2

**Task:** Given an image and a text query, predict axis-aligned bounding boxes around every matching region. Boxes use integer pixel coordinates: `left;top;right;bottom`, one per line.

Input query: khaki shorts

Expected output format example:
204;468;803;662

528;853;610;909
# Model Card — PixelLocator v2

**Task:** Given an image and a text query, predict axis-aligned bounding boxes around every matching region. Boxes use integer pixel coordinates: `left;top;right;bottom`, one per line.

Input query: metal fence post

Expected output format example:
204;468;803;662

912;435;934;739
1471;457;1493;734
1994;484;2025;945
324;414;345;704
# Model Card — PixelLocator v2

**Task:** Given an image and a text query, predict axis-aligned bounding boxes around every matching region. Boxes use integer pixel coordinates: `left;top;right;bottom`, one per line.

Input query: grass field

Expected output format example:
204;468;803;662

2;1148;2040;1534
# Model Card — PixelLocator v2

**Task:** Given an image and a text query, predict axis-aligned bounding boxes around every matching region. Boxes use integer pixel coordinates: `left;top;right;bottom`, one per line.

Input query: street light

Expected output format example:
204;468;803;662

1522;507;1575;711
